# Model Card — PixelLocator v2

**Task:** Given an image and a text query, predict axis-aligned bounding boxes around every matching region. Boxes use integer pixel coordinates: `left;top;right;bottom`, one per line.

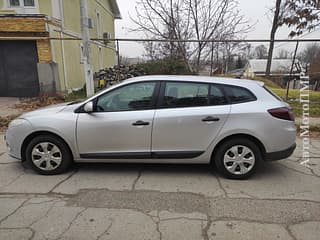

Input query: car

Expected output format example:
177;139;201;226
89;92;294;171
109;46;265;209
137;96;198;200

5;75;296;179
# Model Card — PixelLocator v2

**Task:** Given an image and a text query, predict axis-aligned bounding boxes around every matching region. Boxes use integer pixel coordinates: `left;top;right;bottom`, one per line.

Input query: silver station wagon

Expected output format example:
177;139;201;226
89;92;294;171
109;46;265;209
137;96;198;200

5;75;296;179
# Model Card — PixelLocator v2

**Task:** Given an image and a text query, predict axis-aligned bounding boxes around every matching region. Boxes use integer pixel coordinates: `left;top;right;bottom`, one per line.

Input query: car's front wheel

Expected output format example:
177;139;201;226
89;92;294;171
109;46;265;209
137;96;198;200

214;138;261;179
25;135;72;175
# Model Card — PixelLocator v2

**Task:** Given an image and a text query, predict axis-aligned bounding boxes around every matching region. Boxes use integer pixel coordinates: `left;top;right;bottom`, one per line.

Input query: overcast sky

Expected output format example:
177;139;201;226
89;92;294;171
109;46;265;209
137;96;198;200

114;0;320;58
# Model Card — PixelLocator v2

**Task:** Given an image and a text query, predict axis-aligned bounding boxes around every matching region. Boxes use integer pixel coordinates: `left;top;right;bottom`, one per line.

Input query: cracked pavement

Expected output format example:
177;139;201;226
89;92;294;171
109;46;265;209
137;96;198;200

0;135;319;240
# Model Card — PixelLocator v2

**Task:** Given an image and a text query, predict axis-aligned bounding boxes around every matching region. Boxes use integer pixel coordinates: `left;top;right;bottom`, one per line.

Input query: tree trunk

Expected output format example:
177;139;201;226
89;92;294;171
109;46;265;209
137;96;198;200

266;0;282;77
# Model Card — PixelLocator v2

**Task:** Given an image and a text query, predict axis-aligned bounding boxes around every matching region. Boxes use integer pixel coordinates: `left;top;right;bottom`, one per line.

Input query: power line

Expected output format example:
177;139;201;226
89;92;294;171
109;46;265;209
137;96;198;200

0;36;320;42
274;30;319;49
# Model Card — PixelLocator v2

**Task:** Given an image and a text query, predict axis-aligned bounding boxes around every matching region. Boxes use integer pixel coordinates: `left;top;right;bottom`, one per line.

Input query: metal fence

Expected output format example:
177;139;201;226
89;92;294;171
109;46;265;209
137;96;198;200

86;38;320;91
36;36;320;91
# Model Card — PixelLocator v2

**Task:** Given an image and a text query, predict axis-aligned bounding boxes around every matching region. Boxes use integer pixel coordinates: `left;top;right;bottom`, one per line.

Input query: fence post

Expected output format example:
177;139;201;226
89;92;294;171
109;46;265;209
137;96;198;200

210;41;214;76
116;39;120;82
286;40;299;100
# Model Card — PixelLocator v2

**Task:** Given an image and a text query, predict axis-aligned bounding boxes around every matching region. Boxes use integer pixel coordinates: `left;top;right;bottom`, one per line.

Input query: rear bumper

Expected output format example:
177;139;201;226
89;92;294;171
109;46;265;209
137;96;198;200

265;143;296;161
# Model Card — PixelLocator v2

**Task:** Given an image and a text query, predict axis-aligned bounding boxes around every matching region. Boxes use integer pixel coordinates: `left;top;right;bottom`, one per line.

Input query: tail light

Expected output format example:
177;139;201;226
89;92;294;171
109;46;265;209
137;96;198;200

268;107;294;121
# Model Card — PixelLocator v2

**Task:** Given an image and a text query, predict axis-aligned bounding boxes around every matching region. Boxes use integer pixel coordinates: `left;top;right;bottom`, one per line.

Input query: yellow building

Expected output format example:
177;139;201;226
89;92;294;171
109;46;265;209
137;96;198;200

0;0;120;97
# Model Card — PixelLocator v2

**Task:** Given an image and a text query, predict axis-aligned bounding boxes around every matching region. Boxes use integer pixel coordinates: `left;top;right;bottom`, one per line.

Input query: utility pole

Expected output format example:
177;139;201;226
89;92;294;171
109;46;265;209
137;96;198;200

80;0;94;96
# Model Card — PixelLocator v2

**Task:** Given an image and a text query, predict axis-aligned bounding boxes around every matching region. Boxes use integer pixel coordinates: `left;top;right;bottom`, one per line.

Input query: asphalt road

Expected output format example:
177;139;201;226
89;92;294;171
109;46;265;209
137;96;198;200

0;135;319;240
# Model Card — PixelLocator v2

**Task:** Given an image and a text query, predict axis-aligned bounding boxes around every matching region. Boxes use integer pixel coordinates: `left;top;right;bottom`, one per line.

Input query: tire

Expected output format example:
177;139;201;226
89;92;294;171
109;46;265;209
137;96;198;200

213;138;261;179
25;135;73;175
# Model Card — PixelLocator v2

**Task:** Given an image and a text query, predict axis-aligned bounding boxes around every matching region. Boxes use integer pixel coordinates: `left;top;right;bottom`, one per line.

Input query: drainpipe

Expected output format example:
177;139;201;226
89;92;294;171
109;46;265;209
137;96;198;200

80;0;94;96
60;31;68;92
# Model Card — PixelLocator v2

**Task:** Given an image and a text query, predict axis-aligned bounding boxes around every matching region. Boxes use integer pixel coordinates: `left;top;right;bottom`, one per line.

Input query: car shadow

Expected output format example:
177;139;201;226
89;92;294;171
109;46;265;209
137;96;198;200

71;161;286;180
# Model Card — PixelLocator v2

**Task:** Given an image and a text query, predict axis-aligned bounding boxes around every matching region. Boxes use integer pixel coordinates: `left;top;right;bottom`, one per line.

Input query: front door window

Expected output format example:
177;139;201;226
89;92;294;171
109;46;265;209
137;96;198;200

96;82;156;112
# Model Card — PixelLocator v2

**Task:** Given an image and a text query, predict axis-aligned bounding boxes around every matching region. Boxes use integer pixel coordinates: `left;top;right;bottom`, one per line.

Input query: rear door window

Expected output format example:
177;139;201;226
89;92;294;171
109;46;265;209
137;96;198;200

161;82;209;108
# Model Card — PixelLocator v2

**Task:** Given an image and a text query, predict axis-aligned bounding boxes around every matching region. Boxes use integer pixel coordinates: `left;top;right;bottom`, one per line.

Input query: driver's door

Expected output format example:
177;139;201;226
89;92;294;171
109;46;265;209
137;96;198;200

76;81;158;159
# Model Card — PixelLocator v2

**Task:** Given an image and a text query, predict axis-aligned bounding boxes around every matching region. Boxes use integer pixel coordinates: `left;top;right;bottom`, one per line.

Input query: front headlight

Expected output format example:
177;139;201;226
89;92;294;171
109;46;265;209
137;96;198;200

8;118;27;128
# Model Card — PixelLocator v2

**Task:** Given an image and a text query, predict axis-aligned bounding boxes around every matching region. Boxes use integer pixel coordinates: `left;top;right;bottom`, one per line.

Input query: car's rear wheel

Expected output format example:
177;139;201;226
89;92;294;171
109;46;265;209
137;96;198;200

25;135;72;175
213;138;261;179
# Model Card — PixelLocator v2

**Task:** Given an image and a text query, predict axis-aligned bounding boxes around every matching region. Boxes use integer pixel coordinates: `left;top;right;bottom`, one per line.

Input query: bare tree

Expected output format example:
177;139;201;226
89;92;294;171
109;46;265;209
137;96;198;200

131;0;250;72
266;0;282;77
279;0;320;37
254;45;268;59
298;44;320;89
298;43;320;65
276;48;291;59
266;0;320;77
298;44;320;90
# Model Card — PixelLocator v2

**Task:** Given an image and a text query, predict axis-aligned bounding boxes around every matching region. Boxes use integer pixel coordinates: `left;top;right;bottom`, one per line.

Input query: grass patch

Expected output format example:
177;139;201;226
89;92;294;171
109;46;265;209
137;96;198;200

287;101;320;117
269;88;320;117
251;80;320;117
270;88;320;102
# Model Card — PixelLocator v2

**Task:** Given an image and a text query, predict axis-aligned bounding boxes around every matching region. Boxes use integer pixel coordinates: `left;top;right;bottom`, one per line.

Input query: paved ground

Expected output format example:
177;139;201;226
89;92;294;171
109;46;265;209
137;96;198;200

0;135;319;240
0;98;21;117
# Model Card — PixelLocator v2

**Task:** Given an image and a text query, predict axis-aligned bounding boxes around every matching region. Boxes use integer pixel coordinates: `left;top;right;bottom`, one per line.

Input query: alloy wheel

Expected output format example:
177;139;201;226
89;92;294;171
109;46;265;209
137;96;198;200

31;142;62;171
223;145;255;175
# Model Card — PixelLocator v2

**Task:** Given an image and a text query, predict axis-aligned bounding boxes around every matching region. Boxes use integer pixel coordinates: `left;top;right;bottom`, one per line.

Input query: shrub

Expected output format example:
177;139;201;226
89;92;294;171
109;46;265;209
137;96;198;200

136;58;194;75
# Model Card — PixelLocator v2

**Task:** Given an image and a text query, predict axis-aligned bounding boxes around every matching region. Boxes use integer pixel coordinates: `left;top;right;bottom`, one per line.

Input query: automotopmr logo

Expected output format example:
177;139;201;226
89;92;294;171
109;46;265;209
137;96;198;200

299;75;311;168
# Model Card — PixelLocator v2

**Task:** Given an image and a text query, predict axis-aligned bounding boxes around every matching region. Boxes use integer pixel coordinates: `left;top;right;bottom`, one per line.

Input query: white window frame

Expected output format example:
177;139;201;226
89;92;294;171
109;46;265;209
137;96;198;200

6;0;39;13
52;0;63;22
8;0;36;8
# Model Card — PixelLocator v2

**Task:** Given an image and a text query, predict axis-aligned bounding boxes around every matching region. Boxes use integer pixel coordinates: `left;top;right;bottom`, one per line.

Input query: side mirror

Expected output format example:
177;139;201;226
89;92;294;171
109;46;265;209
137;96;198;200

83;101;93;113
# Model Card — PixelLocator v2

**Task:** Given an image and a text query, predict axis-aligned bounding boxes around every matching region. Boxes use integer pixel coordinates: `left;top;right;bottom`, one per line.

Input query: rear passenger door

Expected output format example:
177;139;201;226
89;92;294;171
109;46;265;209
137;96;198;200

151;81;231;157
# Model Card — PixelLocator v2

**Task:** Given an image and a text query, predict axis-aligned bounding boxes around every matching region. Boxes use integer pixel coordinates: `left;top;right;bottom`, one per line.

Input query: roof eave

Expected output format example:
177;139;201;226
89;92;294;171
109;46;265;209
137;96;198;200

109;0;122;19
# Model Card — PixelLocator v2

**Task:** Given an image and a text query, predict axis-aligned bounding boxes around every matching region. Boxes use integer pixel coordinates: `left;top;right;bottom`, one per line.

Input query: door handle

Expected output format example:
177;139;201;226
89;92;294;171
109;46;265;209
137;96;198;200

132;120;150;126
202;116;220;122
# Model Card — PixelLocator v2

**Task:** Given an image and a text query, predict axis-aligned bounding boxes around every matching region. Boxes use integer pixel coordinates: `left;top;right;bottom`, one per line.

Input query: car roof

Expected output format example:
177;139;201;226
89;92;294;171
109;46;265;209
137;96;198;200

124;75;264;88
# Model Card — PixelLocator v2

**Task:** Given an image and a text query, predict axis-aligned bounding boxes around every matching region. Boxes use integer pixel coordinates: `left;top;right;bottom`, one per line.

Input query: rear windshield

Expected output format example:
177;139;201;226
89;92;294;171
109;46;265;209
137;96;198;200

263;86;283;101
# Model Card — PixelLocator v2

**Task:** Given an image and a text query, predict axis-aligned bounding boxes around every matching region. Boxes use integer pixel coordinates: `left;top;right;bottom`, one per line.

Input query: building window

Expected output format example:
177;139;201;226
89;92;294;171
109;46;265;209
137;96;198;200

9;0;35;7
9;0;20;6
24;0;34;6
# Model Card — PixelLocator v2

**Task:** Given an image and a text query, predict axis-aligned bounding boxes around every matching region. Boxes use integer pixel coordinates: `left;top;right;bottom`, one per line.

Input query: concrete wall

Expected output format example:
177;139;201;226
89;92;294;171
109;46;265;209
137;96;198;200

37;62;60;94
38;0;52;16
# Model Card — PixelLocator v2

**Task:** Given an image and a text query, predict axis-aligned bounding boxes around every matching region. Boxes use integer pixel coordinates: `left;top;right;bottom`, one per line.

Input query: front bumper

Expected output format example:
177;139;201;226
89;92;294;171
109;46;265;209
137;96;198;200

265;143;296;161
5;119;33;160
